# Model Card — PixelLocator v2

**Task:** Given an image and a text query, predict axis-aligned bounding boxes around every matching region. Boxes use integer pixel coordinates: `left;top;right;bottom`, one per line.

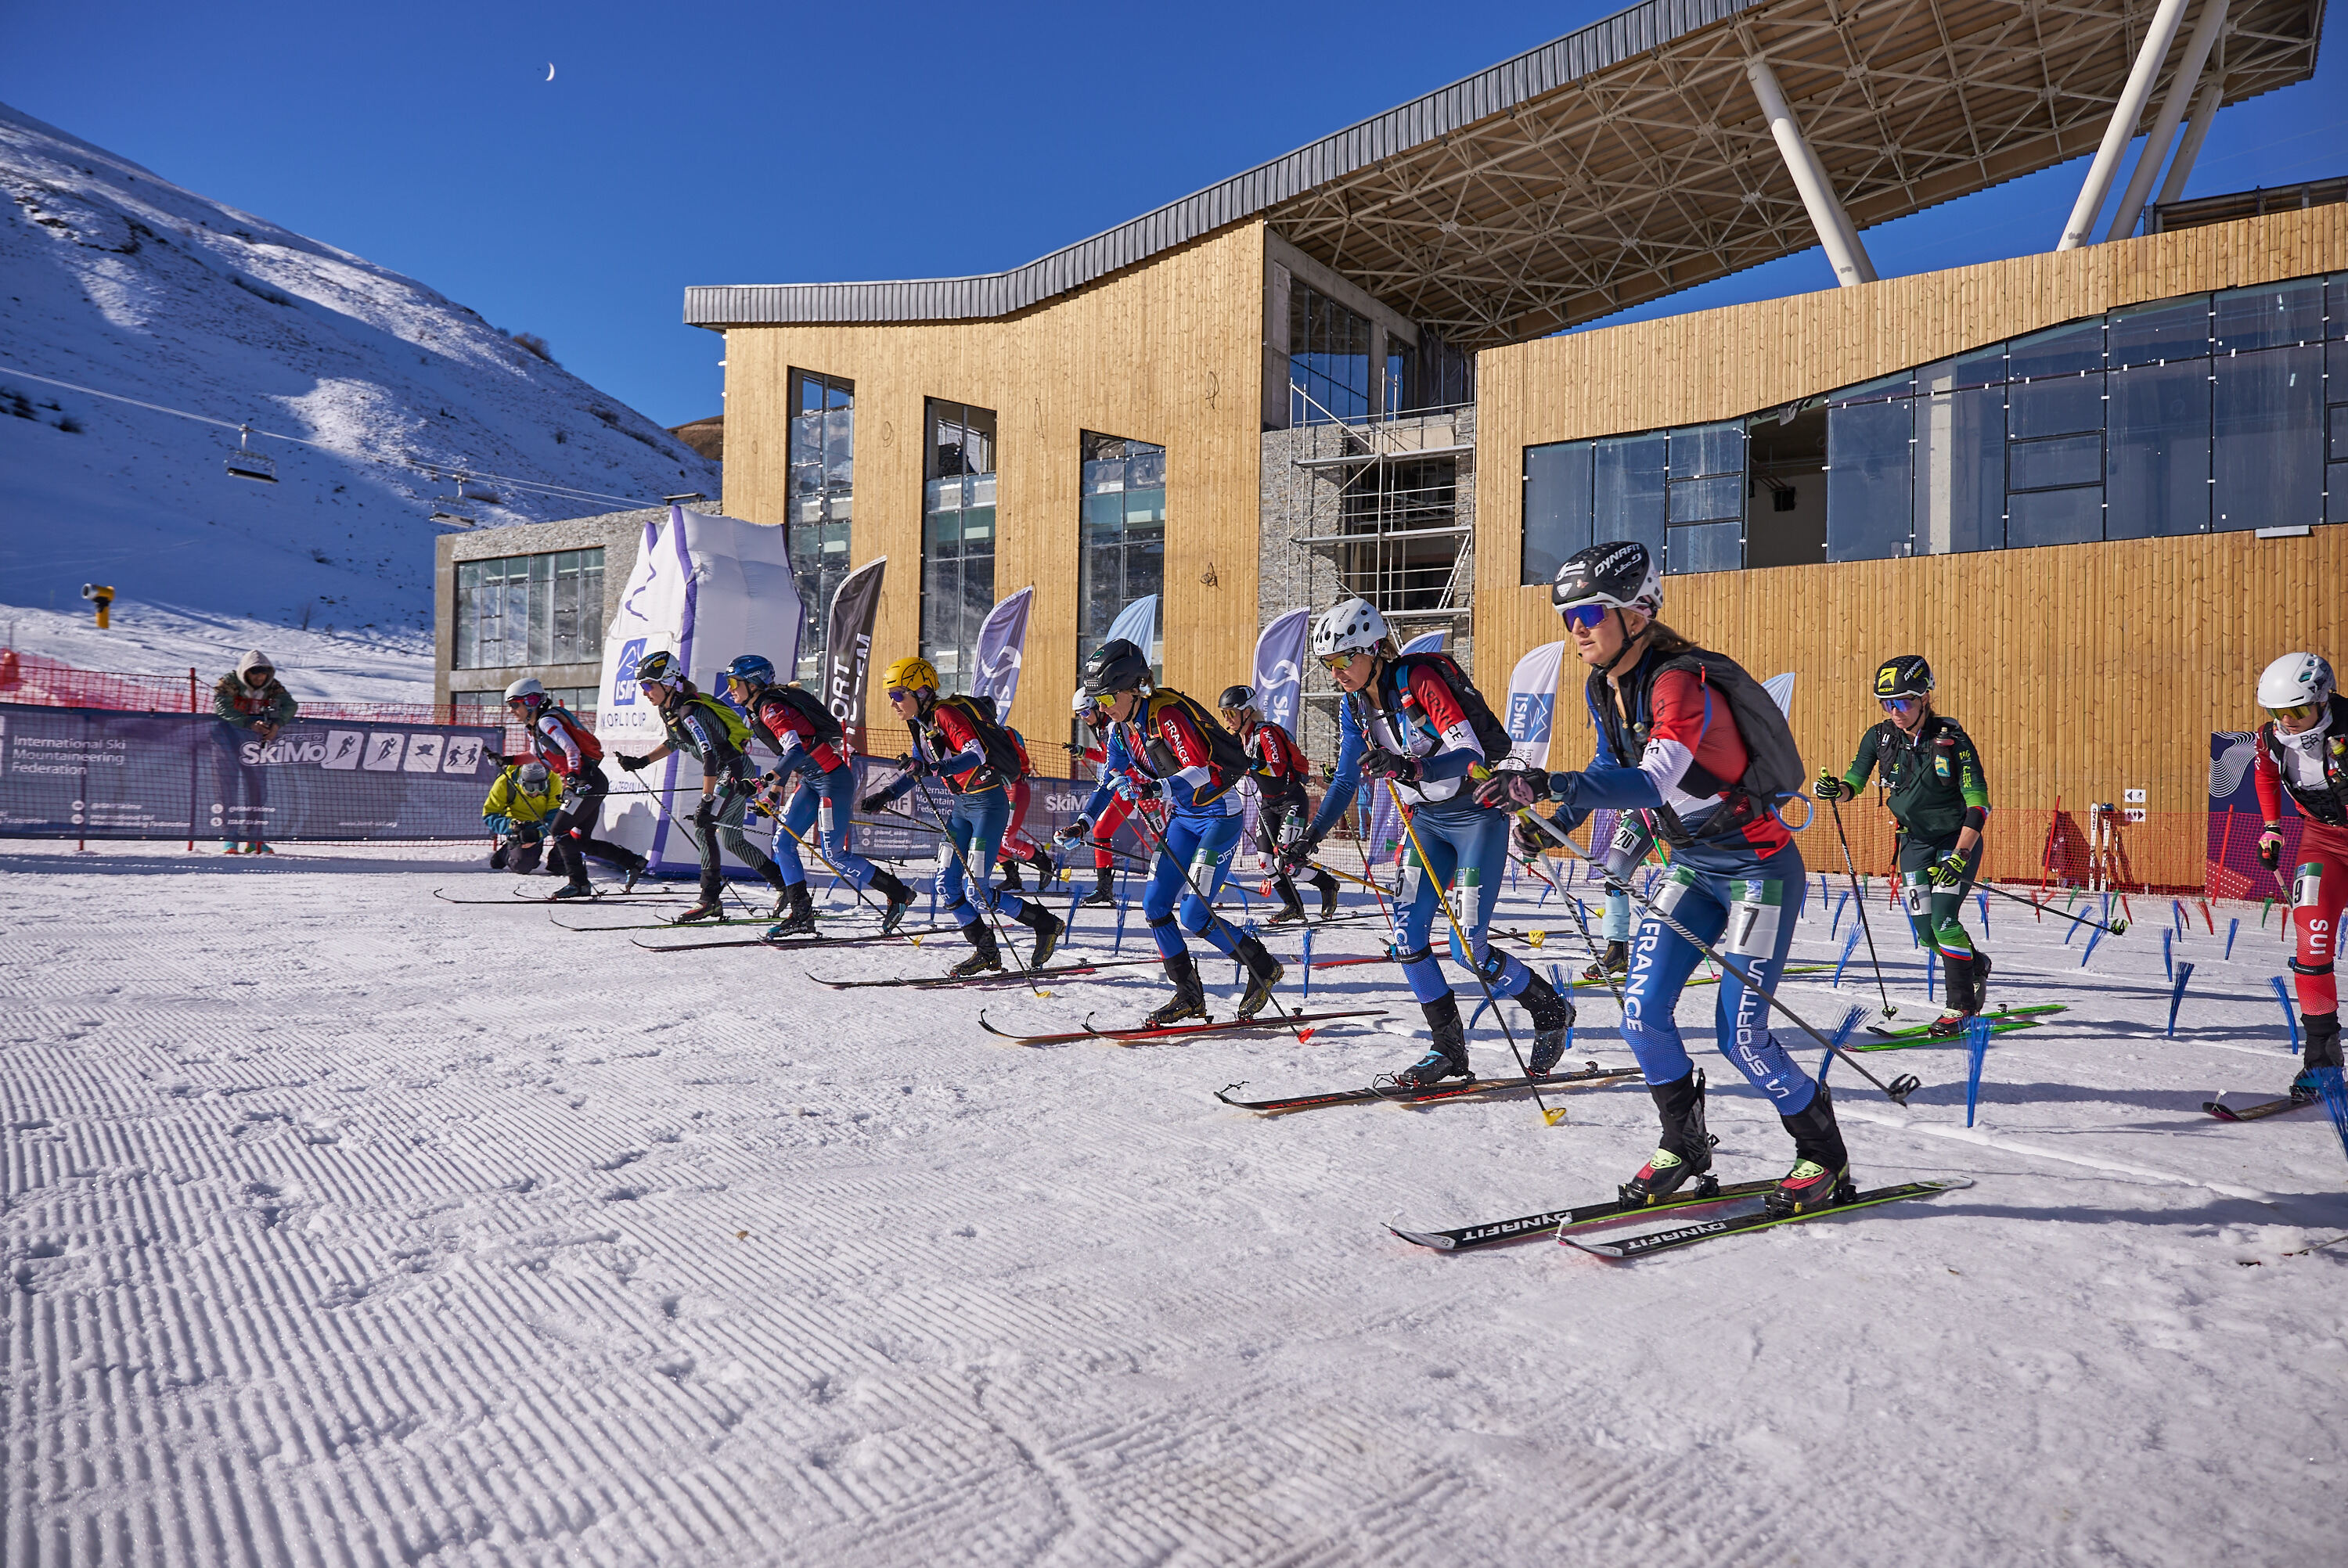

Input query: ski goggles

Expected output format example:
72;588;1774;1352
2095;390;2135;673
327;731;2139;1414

2266;701;2321;723
1560;603;1611;632
1880;696;1924;715
1316;652;1364;674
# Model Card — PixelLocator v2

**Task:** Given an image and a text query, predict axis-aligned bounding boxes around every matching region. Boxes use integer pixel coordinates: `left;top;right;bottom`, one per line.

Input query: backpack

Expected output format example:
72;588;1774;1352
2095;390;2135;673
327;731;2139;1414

1376;652;1514;765
932;694;1025;781
676;691;751;757
1587;646;1805;840
756;682;845;750
1140;689;1251;786
543;703;603;764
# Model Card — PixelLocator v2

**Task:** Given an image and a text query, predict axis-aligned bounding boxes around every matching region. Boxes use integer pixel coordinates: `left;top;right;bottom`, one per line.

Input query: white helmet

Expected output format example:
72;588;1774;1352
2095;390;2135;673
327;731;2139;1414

504;676;546;704
1070;685;1092;716
2257;653;2335;714
1312;598;1391;660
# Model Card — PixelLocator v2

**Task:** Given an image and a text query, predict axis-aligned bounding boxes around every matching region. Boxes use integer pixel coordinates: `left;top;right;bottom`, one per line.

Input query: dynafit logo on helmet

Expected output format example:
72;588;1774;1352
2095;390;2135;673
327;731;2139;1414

1876;668;1896;693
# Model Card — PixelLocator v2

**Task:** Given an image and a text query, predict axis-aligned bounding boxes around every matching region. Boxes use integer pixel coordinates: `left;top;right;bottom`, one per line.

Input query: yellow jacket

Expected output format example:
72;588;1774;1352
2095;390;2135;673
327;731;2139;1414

482;767;562;824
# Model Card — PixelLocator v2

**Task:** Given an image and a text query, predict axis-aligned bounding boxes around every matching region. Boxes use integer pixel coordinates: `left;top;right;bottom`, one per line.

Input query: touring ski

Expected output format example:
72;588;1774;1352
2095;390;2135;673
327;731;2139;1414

631;925;951;953
2203;1095;2313;1123
1862;1002;2067;1043
981;1008;1386;1047
807;955;1165;990
1218;1061;1634;1115
1562;1178;1974;1260
1389;1178;1780;1252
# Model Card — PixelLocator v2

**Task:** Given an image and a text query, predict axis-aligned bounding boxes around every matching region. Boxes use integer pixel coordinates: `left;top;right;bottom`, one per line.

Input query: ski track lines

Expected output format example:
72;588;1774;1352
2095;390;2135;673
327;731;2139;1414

1;851;2341;1566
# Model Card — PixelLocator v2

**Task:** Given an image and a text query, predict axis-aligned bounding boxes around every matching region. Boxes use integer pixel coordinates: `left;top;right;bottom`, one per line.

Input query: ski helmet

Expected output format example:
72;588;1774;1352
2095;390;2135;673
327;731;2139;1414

517;760;550;790
634;649;680;687
722;654;775;694
1082;638;1153;698
2257;652;2335;717
1216;685;1257;715
503;676;547;707
880;656;939;696
1311;598;1391;661
1551;541;1662;624
1873;656;1935;702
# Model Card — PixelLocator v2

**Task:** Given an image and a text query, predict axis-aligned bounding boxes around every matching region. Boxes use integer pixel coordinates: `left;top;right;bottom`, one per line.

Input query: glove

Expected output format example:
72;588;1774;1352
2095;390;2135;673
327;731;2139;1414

2258;825;2285;872
617;753;647;772
748;771;788;818
1925;847;1970;889
1054;818;1091;846
691;796;718;829
1111;771;1160;804
1277;833;1322;879
897;752;931;780
484;814;512;836
1361;747;1421;784
1813;771;1849;803
1513;816;1550;859
1472;770;1549;811
859;788;891;815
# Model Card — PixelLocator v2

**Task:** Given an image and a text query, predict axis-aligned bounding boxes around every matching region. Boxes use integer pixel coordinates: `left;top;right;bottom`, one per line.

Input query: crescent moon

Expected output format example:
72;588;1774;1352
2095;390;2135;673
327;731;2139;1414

545;63;556;82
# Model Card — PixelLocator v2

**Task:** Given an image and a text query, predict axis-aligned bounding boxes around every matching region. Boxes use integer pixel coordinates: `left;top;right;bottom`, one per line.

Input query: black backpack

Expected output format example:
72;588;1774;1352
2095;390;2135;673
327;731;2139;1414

933;694;1026;781
1138;689;1252;786
758;682;845;749
1590;646;1805;841
1377;652;1516;766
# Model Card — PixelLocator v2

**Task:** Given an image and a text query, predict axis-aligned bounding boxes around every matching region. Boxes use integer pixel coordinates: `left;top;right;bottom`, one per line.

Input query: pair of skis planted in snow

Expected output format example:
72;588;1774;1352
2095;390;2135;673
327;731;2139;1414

1391;1177;1974;1260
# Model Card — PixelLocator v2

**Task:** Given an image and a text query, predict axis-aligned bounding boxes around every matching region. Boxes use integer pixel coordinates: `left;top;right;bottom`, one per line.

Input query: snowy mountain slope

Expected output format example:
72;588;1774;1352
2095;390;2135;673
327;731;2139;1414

0;99;718;692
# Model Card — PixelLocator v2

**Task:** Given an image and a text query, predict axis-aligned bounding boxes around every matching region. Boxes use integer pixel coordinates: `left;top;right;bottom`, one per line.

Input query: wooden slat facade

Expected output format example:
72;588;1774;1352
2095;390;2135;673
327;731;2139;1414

1473;207;2348;887
721;222;1267;750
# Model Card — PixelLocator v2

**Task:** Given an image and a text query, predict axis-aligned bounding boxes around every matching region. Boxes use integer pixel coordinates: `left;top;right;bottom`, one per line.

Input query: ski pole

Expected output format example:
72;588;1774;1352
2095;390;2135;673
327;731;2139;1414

1826;796;1900;1018
1514;806;1921;1105
767;807;923;945
613;778;762;919
908;777;1057;1001
1382;779;1563;1126
1117;789;1322;1045
1512;837;1624;1013
1975;878;2129;935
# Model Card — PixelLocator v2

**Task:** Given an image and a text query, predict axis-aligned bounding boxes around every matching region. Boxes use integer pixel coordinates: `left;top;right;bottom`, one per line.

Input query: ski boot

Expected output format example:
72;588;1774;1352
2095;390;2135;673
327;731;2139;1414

1388;994;1471;1088
1082;867;1117;908
1233;937;1284;1020
762;869;795;921
1146;951;1210;1028
1266;892;1309;926
222;841;243;855
1620;1070;1717;1205
999;857;1025;894
1583;940;1629;984
948;920;1003;979
675;893;725;923
1014;901;1064;969
1765;1081;1856;1217
1927;947;1980;1038
551;883;594;901
765;882;818;939
1520;972;1578;1077
247;841;274;855
1314;871;1341;921
2293;1012;2342;1104
870;869;917;935
621;857;648;894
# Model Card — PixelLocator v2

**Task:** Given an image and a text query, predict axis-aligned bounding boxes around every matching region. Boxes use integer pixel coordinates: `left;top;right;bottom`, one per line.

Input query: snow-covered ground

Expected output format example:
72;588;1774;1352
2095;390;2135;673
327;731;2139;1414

1;601;430;708
3;846;2342;1566
0;98;718;689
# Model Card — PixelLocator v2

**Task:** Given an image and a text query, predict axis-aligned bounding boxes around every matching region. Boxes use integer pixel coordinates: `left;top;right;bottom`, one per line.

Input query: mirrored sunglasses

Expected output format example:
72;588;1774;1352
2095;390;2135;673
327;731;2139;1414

2267;702;2320;723
1561;604;1608;632
1881;697;1922;714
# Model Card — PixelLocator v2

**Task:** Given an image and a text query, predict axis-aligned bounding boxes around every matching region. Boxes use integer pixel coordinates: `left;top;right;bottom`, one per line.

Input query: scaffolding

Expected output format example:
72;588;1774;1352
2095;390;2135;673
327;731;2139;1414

1280;390;1473;642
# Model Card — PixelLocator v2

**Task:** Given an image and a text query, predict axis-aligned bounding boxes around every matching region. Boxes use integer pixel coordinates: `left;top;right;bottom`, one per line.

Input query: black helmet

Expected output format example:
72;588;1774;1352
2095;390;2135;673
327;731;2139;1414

1216;685;1256;714
1874;656;1935;701
635;649;680;686
1552;541;1662;620
1082;638;1152;698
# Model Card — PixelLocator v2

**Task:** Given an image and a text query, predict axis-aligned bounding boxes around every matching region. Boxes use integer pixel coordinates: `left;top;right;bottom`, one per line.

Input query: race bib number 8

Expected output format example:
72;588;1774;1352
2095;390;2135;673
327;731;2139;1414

1901;875;1930;917
1726;879;1784;958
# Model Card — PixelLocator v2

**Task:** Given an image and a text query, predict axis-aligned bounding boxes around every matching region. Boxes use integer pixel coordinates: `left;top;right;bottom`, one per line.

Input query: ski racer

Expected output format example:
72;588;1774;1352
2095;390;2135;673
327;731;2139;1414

504;677;646;901
1218;685;1338;925
212;649;297;854
1283;600;1576;1084
855;656;1064;976
720;655;917;939
1071;686;1138;906
2250;651;2348;1105
1474;541;1852;1218
482;757;560;873
1813;655;1993;1037
1060;638;1284;1026
1579;811;1658;981
613;651;786;923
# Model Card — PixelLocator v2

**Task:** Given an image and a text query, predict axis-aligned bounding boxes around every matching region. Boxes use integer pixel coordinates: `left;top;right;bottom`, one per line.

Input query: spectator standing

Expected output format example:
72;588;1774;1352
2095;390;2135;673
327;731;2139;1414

212;649;295;854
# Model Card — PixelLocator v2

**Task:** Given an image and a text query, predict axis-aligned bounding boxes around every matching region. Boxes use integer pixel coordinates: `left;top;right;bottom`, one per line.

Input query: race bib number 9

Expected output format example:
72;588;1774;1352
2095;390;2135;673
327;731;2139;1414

1725;879;1784;958
2296;863;2325;909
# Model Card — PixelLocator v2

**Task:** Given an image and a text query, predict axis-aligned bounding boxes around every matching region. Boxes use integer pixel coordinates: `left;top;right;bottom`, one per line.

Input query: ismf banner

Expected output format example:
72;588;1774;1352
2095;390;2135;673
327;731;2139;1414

0;703;502;840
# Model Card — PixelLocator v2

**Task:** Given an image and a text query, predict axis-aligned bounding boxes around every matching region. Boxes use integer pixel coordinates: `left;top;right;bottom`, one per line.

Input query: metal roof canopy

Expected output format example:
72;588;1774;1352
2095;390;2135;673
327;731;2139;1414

683;0;2323;346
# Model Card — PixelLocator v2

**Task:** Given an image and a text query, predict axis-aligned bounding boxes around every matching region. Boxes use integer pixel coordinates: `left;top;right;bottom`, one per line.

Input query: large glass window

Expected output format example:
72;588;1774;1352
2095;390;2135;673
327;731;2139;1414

1290;282;1372;425
1594;432;1666;569
1826;387;1913;563
1522;441;1594;585
2330;334;2348;525
1915;379;2004;555
1664;420;1743;574
920;400;998;696
787;369;855;681
453;548;604;669
1079;433;1165;672
2107;359;2210;538
2214;343;2324;530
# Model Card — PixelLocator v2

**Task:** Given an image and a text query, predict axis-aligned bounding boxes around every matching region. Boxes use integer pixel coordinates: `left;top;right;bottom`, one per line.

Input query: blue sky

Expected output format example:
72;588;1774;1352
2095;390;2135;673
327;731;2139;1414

4;2;2339;428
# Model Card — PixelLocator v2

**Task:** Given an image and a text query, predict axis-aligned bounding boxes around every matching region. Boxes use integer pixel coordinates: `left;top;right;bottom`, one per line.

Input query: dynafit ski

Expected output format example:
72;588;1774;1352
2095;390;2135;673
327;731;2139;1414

979;1009;1385;1047
1861;1003;2065;1043
1389;1178;1780;1252
808;955;1165;990
2202;1095;2314;1123
632;926;952;953
1217;1061;1634;1114
1564;1178;1974;1260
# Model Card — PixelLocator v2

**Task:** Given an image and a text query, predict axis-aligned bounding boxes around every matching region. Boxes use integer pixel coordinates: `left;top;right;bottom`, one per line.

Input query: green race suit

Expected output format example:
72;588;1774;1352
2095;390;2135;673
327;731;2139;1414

1839;714;1990;962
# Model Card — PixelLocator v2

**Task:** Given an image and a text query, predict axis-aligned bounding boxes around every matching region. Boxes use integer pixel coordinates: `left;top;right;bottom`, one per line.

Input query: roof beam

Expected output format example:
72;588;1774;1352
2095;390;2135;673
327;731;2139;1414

1744;50;1878;285
2057;0;2195;248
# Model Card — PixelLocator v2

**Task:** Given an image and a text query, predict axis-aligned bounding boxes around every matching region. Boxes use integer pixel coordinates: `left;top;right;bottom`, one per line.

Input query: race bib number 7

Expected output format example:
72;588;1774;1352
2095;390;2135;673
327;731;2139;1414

1725;879;1784;958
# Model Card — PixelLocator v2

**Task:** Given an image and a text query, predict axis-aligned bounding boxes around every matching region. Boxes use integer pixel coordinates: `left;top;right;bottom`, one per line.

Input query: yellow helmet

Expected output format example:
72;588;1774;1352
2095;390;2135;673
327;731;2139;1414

881;656;939;696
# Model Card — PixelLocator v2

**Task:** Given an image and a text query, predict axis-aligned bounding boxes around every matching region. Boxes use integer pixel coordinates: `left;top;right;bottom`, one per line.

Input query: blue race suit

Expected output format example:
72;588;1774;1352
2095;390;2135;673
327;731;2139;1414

1542;649;1817;1113
864;696;1045;933
1081;692;1255;964
1303;660;1544;1009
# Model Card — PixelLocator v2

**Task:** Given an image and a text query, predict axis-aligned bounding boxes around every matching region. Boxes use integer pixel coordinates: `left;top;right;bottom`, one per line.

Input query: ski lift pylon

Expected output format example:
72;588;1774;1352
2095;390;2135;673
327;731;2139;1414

224;423;275;483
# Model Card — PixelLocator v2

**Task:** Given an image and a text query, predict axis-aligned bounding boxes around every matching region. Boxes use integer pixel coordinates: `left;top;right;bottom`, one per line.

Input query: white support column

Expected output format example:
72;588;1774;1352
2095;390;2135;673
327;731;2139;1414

2105;0;2230;242
2057;0;2194;250
2155;71;2224;207
1744;54;1877;286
